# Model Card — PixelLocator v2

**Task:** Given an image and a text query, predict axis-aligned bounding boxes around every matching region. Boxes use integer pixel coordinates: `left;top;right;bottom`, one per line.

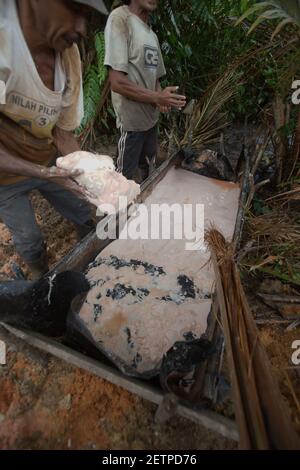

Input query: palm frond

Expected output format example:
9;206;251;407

181;69;239;147
180;45;269;148
236;0;300;38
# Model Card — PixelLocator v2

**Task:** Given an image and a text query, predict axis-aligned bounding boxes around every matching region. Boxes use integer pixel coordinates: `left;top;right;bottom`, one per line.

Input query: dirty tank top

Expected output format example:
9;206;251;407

0;0;84;185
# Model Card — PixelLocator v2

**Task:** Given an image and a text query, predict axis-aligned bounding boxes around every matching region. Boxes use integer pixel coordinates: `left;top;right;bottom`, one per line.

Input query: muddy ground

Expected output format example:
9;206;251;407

0;326;236;450
0;131;299;449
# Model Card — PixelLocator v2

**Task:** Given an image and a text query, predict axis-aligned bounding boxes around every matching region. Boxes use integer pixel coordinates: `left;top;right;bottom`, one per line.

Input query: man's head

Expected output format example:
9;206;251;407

28;0;107;52
124;0;158;13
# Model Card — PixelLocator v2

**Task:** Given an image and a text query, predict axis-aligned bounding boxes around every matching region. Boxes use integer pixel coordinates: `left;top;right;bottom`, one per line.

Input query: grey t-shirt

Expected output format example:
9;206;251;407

104;6;166;132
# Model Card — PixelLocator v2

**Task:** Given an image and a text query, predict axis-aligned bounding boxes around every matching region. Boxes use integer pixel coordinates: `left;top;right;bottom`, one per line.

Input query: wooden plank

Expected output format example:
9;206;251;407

1;323;238;443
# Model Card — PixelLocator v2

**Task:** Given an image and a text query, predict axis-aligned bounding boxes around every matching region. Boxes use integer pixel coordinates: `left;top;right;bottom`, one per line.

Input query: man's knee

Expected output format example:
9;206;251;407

72;198;91;224
13;224;44;263
122;166;136;181
41;183;91;225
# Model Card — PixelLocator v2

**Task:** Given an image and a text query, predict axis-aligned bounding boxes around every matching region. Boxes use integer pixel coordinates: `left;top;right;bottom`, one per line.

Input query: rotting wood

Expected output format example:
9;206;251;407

258;293;300;319
258;294;300;304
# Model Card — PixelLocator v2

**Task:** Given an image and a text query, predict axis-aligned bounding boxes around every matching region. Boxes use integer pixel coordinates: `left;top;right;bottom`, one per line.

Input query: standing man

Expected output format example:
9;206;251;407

104;0;186;181
0;0;108;279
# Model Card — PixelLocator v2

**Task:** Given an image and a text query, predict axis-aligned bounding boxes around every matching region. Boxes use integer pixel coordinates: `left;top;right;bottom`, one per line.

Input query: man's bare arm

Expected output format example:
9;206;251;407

0;143;91;200
0;143;52;179
109;69;186;109
53;128;81;156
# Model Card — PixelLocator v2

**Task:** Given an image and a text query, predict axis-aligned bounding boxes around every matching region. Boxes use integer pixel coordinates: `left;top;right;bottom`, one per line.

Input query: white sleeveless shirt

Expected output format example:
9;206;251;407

0;0;84;141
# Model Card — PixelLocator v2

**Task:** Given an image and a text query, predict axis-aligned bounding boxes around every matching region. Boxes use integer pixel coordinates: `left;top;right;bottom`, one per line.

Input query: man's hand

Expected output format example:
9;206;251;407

159;105;171;113
156;87;186;110
40;166;94;200
109;70;187;110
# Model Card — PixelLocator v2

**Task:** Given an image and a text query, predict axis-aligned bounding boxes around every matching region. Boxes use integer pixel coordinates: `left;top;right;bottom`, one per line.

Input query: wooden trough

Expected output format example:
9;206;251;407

0;156;239;443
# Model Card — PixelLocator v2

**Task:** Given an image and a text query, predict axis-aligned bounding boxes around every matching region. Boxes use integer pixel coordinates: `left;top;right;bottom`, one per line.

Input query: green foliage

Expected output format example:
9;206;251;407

81;1;299;146
259;266;300;286
151;0;280;128
77;31;108;134
236;0;300;96
236;0;300;38
80;0;295;138
252;195;273;215
153;0;256;97
95;32;107;84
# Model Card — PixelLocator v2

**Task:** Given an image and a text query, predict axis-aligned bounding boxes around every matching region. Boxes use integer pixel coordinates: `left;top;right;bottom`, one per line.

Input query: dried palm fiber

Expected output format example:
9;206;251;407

267;186;300;202
206;228;300;450
247;212;300;245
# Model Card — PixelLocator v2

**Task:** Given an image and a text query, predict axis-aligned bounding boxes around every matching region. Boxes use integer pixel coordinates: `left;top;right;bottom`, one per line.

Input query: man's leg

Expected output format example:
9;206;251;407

0;181;46;269
140;126;158;180
117;127;145;181
38;181;91;225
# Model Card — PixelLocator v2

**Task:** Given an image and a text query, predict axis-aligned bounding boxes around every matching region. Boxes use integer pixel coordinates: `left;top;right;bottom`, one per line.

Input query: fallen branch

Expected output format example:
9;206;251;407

257;294;300;304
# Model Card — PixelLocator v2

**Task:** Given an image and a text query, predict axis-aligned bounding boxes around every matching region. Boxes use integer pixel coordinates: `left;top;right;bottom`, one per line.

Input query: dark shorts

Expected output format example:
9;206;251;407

117;125;158;181
0;179;91;263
